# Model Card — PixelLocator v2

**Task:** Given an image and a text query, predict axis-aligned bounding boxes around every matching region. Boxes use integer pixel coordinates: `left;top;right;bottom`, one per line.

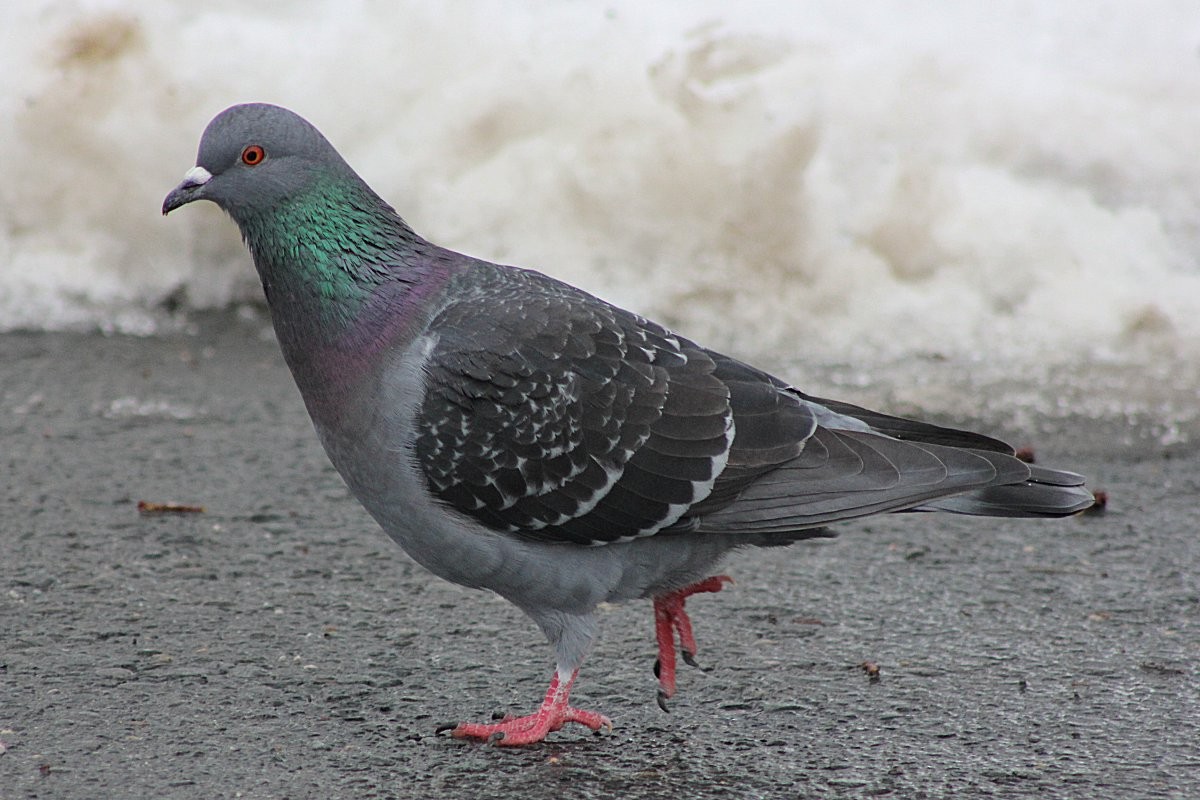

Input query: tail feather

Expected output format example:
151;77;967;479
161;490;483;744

921;464;1094;517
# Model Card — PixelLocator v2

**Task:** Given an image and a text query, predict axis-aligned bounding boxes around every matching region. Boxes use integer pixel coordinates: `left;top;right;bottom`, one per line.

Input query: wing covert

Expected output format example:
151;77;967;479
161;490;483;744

414;267;737;544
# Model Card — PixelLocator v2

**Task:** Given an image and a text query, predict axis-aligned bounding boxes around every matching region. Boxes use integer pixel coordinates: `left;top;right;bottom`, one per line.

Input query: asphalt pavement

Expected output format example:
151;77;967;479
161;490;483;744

2;311;1196;799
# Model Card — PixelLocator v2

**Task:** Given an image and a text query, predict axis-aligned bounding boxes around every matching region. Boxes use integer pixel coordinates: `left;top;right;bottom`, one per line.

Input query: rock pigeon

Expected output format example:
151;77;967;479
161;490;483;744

163;103;1094;746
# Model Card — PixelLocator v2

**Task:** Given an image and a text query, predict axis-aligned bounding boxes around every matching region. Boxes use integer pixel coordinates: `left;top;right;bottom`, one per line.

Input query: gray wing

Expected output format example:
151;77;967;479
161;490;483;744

787;390;1093;519
415;266;749;544
690;356;1093;533
414;265;1092;545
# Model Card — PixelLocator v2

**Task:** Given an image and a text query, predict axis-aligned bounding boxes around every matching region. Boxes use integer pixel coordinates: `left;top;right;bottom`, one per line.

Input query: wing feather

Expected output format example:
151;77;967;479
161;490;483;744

414;263;1092;546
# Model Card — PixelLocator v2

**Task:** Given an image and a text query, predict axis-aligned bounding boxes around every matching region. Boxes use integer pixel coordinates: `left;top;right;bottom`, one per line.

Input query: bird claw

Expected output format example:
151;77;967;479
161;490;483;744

444;668;612;745
652;575;731;706
434;721;458;735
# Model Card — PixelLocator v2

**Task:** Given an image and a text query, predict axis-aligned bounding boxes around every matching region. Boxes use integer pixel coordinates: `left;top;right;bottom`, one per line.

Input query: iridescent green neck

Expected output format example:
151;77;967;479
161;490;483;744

238;173;418;331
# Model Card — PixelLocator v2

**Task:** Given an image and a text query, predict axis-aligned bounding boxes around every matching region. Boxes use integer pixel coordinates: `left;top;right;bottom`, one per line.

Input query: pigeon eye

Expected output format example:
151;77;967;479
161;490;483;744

241;145;265;166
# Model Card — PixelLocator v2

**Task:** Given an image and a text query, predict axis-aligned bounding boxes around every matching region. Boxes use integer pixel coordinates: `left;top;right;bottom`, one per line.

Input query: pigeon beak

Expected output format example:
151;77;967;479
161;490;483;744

162;165;213;215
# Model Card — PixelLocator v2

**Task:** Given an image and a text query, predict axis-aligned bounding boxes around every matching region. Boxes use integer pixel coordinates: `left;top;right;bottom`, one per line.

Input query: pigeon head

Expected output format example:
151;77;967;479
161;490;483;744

162;103;357;223
163;103;422;342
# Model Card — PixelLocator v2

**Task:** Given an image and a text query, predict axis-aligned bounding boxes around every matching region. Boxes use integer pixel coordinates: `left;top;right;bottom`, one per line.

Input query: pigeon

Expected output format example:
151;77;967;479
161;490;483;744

163;103;1094;746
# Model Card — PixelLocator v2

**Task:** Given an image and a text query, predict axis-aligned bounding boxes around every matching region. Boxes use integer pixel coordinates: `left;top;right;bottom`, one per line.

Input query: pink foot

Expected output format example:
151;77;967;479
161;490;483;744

439;668;612;746
653;575;733;710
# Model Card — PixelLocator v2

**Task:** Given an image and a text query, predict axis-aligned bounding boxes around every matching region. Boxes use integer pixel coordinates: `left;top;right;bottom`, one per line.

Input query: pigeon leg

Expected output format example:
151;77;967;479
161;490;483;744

444;667;612;746
653;575;733;710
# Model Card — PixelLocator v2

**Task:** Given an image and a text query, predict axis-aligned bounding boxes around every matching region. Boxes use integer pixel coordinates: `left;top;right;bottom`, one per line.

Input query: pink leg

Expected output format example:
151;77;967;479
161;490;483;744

440;668;612;746
652;575;732;710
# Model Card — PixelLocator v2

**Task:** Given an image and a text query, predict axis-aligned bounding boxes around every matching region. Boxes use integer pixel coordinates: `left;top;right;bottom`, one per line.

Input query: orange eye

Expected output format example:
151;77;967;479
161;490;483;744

241;145;265;166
